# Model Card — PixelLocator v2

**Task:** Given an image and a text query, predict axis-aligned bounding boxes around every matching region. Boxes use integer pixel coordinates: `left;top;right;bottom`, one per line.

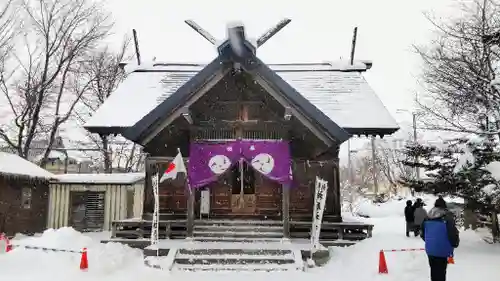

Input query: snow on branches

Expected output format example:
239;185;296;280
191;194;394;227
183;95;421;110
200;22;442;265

401;134;500;212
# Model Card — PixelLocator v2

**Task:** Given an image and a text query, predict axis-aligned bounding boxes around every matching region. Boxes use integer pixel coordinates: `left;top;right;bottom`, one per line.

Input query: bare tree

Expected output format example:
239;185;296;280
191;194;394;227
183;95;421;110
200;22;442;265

375;139;415;193
352;154;378;190
0;0;17;63
74;38;145;173
0;0;111;166
415;0;500;135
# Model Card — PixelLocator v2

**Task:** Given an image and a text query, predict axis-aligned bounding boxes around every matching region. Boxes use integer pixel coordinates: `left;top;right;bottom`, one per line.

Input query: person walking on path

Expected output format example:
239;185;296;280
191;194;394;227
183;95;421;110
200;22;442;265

404;200;415;237
413;200;427;236
420;197;460;281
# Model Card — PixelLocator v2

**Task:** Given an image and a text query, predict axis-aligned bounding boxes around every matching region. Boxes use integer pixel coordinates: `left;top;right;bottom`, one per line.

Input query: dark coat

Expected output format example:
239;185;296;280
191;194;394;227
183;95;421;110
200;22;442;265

404;205;415;222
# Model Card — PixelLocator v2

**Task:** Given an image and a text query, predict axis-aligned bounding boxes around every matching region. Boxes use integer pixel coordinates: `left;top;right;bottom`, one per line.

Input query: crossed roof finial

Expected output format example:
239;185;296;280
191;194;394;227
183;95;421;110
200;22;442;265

184;18;292;49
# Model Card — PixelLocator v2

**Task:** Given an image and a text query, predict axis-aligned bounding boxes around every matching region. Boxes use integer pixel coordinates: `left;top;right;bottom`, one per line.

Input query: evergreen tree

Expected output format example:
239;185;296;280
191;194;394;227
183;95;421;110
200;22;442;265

400;142;461;196
453;135;500;211
400;135;500;241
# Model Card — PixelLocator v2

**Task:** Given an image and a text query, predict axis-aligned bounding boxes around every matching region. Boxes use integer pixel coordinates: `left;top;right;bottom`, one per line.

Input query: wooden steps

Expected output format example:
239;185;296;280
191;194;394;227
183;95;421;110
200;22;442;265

193;219;285;241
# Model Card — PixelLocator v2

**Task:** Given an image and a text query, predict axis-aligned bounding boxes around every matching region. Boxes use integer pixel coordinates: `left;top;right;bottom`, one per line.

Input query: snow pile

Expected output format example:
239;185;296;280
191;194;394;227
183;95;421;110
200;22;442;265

313;223;500;281
354;194;464;218
485;161;500;181
0;227;144;278
355;197;416;218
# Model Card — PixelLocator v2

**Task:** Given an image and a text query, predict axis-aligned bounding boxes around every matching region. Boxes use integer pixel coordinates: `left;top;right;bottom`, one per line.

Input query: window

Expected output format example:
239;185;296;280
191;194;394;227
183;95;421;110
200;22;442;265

21;187;32;209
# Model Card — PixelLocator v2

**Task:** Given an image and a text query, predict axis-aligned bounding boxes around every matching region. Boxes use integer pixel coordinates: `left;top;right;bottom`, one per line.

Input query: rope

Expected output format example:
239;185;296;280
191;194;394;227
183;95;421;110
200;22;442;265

10;244;84;254
382;248;425;252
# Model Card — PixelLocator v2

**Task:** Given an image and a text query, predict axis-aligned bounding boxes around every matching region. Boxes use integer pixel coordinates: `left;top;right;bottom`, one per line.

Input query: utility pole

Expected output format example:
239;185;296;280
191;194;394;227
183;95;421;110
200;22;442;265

347;139;353;184
371;136;379;194
412;112;420;181
396;109;420;181
348;27;358;185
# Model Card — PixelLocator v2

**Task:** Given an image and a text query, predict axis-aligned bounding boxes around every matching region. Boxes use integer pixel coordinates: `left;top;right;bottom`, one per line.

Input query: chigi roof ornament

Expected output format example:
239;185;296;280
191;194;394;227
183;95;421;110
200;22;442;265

184;19;292;56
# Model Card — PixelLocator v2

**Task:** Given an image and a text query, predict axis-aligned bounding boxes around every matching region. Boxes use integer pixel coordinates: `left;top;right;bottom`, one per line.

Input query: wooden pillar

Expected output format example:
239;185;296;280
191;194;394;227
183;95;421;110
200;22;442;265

333;158;342;221
187;187;195;237
282;184;290;238
142;157;154;216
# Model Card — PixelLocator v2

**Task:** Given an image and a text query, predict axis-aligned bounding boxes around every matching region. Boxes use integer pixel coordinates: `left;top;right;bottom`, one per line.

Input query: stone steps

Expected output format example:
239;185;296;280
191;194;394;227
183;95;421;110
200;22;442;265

192;236;285;243
168;220;302;271
171;247;303;272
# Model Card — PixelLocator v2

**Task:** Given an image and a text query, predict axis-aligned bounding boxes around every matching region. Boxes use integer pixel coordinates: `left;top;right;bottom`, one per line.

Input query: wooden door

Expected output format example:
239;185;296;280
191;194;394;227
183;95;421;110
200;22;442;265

210;182;232;215
290;184;313;214
158;182;187;213
230;162;257;214
69;191;105;231
255;175;282;216
289;161;314;215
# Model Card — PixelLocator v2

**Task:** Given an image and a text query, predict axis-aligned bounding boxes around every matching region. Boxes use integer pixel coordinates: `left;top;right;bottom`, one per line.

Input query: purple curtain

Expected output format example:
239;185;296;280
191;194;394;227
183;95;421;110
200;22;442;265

188;142;240;188
240;140;292;185
188;140;292;189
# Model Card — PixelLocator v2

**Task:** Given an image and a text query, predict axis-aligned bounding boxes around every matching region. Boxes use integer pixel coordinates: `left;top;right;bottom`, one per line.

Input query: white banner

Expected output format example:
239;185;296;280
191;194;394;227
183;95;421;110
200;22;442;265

311;176;329;252
150;168;160;252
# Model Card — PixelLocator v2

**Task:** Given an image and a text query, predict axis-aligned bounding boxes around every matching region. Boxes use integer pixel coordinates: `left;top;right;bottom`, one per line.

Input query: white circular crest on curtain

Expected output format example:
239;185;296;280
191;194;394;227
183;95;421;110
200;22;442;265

251;153;275;174
208;155;232;174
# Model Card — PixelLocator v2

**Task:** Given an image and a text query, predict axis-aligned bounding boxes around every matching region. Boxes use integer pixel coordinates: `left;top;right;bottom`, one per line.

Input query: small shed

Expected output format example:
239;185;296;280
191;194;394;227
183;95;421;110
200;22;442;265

0;152;54;236
48;173;144;232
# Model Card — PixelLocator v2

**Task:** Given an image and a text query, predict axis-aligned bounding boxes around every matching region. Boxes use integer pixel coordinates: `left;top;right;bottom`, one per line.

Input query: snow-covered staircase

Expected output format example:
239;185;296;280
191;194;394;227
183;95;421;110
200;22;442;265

171;247;304;272
192;219;285;242
144;219;306;271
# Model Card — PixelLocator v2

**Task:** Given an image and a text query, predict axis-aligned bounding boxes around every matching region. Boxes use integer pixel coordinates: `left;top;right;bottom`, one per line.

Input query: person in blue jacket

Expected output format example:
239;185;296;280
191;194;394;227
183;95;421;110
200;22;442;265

420;197;460;281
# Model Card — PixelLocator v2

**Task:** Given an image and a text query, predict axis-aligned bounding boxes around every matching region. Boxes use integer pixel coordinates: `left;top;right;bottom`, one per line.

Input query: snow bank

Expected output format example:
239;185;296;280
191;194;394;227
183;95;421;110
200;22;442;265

0;227;144;278
486;161;500;181
313;217;500;281
1;215;499;280
355;194;464;218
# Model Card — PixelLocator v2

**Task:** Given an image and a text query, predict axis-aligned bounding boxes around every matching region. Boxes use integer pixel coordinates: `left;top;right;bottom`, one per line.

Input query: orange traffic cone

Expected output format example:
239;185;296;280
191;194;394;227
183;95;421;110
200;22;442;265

4;236;12;253
80;248;88;271
447;256;455;264
378;250;388;274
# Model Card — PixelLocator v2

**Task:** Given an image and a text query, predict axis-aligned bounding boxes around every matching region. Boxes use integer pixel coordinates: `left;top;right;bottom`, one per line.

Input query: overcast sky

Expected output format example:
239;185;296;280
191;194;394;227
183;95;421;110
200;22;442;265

0;0;460;163
103;0;457;162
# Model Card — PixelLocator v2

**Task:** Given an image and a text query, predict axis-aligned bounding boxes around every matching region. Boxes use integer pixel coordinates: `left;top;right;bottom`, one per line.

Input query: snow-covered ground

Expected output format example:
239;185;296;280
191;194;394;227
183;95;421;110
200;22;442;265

354;193;464;218
1;197;499;281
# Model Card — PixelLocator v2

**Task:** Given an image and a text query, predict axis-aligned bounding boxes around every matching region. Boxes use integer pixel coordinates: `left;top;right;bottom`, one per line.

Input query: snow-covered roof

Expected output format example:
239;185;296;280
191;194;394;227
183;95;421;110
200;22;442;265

0;152;55;180
51;172;145;184
32;150;91;163
85;62;398;132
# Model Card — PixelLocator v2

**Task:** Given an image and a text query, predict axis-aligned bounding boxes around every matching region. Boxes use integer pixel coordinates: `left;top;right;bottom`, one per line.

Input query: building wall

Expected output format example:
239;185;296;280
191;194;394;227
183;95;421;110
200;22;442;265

0;176;49;236
47;182;144;231
144;156;341;221
45;161;93;174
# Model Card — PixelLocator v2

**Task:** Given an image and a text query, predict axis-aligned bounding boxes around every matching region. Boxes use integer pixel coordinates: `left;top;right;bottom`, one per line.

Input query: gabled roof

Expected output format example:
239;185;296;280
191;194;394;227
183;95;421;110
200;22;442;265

0;152;55;180
84;52;399;140
123;43;350;144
